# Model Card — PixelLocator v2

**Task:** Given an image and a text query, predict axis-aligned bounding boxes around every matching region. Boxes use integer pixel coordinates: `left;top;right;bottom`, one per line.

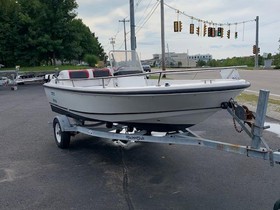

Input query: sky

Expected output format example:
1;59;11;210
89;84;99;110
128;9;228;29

75;0;280;60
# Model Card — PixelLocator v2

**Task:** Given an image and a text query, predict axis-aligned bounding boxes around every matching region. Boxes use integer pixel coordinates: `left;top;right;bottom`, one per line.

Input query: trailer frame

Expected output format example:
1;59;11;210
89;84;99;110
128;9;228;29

52;89;280;167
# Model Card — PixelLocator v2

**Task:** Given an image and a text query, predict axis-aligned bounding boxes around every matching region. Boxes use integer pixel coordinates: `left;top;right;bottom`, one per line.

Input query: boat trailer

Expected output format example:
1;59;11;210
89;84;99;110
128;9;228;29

0;70;18;90
52;89;280;167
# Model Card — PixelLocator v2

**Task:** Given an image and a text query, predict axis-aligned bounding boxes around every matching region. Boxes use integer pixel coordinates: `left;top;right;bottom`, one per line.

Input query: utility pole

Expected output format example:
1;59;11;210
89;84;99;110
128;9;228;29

109;37;115;50
119;18;130;51
160;0;166;76
167;43;170;68
129;0;136;51
255;16;259;69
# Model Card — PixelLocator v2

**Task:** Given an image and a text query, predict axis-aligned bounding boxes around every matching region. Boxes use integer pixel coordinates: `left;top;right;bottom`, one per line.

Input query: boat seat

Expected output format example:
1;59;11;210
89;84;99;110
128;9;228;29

68;70;89;79
58;69;112;87
113;70;142;76
59;70;91;79
92;68;112;77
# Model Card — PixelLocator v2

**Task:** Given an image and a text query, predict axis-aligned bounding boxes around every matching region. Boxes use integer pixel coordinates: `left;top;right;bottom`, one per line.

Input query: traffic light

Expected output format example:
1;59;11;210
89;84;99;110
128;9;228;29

217;27;222;36
253;45;260;54
190;24;194;34
235;32;238;39
208;27;212;37
211;27;216;37
179;21;182;32
221;28;224;38
203;24;207;36
217;27;224;37
196;26;200;36
207;27;217;37
227;30;230;39
174;21;179;32
253;45;256;54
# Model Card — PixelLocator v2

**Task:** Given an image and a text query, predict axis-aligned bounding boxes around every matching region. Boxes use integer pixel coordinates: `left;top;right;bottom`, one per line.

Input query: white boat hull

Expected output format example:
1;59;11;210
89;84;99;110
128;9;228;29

44;50;250;132
44;81;247;131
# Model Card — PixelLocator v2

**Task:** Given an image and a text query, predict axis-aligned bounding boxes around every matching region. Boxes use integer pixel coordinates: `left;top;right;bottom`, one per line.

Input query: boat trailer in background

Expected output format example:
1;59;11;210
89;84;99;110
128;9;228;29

52;89;280;167
0;70;18;90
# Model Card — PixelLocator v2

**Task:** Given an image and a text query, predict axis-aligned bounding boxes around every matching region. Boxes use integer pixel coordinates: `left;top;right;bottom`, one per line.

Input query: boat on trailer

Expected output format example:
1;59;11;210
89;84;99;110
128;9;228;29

43;52;280;201
43;50;250;132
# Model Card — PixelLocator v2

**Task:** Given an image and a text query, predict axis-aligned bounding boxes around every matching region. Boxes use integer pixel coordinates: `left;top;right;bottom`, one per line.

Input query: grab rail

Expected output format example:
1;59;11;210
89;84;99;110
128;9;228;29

55;66;246;88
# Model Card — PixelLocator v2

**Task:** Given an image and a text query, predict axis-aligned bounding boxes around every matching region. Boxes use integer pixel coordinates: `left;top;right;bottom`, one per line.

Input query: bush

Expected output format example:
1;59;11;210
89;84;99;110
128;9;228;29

84;54;99;67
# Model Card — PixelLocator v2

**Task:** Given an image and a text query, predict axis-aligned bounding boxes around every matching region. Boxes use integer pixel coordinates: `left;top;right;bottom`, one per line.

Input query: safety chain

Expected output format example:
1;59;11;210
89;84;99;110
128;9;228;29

229;99;244;133
229;99;255;133
232;109;243;133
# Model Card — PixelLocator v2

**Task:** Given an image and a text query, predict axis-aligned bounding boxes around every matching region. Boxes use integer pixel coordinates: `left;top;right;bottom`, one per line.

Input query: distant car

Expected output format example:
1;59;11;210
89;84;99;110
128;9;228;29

142;64;151;72
0;64;4;68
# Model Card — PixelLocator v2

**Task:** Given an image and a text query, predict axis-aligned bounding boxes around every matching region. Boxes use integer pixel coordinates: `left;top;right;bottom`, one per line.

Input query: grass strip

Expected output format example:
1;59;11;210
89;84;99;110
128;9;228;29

236;93;280;106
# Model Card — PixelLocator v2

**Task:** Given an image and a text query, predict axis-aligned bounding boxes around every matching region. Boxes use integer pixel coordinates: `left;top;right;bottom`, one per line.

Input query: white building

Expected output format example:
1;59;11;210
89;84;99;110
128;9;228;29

151;52;212;68
188;54;213;63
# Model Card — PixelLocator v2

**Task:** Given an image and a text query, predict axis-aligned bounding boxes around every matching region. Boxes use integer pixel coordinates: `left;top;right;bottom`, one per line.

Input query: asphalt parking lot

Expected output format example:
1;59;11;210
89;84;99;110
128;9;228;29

1;84;280;210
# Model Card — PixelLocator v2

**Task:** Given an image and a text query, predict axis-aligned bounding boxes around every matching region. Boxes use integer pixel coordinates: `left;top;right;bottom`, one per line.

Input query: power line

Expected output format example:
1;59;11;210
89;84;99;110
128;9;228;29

136;1;160;34
118;0;159;49
162;1;255;26
136;0;154;26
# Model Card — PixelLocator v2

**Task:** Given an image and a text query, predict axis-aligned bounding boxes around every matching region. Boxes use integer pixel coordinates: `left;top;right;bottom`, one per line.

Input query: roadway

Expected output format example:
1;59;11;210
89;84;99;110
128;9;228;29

162;68;280;99
0;84;280;210
239;70;280;98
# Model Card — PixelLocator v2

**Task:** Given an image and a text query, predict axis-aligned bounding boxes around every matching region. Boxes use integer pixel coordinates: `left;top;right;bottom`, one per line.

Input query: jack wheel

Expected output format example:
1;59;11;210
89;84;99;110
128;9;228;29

221;102;228;109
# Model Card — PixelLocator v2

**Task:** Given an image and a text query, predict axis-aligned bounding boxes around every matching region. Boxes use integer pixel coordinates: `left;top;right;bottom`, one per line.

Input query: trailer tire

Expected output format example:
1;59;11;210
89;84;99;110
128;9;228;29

53;118;70;149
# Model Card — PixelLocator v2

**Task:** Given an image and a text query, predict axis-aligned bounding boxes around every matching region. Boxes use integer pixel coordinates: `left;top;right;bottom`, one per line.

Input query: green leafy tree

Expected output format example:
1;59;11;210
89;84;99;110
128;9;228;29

0;0;21;66
207;59;219;67
273;38;280;68
196;59;206;67
37;0;78;65
0;0;106;67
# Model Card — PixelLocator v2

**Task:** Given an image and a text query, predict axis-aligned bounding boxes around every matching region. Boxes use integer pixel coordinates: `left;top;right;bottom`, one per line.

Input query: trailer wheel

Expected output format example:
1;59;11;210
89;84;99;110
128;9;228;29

53;118;70;149
274;199;280;210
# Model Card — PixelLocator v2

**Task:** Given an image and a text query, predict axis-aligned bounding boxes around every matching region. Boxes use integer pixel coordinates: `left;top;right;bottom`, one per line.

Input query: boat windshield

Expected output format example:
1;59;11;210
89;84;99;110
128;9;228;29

109;50;144;76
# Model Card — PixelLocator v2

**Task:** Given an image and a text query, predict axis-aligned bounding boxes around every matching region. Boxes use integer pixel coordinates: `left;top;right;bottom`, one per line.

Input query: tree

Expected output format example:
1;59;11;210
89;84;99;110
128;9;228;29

178;61;182;67
84;54;99;67
207;59;219;67
279;38;280;53
0;0;22;66
36;0;78;65
196;59;206;67
0;0;106;67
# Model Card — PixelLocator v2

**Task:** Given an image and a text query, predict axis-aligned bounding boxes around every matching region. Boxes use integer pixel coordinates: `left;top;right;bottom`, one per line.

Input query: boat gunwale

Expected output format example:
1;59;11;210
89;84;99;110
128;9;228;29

44;82;250;95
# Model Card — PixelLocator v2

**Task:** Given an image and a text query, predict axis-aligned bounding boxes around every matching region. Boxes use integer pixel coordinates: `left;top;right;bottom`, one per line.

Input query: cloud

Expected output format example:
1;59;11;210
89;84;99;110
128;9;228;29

75;0;280;59
210;45;223;49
